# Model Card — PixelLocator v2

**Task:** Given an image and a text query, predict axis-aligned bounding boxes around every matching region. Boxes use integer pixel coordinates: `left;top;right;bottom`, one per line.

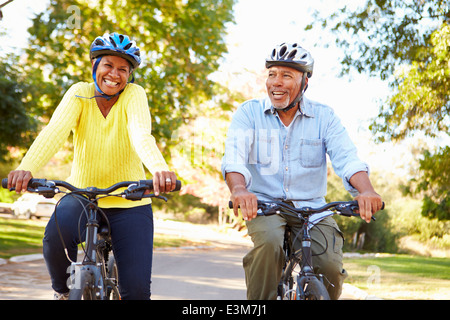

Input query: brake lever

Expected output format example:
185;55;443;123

29;180;58;198
337;203;357;217
258;203;281;216
123;186;168;202
143;194;168;202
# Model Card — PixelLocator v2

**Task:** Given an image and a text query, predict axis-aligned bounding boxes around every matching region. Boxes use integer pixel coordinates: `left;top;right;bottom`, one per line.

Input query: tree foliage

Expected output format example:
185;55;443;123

308;0;450;221
308;0;449;80
24;0;236;151
409;147;450;221
0;54;38;162
370;23;450;143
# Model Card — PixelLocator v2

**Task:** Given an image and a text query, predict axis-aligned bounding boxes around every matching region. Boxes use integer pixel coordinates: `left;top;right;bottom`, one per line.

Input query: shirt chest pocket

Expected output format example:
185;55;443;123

298;138;325;168
250;134;278;165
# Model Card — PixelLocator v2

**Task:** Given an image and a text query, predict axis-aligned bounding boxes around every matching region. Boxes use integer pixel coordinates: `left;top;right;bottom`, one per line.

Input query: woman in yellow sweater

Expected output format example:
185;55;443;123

7;33;177;300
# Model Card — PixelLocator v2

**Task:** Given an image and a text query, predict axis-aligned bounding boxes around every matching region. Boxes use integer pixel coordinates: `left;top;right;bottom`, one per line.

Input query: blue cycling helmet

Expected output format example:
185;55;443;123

85;33;141;100
90;32;141;70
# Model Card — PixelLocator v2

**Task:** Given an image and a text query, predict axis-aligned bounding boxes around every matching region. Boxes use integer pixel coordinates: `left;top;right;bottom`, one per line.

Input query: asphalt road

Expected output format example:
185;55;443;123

0;219;252;300
0;219;366;300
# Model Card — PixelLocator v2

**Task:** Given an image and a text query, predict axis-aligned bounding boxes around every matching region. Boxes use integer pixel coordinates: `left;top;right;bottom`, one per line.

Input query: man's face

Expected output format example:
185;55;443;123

93;55;131;95
265;66;306;110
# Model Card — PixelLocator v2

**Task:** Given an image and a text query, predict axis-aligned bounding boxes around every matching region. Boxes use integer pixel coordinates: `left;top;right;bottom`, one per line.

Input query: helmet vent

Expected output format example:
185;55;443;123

109;37;117;47
271;49;276;58
287;50;297;60
279;45;287;58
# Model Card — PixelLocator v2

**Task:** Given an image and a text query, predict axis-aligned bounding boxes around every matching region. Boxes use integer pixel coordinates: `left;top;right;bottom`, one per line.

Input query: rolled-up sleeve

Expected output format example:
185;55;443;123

221;104;255;188
324;108;369;196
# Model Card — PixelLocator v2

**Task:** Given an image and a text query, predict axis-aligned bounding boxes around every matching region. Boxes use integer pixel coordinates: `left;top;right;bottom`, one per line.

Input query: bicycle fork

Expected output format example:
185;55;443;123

296;222;326;299
67;206;104;299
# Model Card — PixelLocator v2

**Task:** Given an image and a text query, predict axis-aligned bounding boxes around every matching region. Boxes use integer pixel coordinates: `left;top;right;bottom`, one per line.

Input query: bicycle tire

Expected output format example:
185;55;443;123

278;260;298;300
105;256;120;300
303;276;330;300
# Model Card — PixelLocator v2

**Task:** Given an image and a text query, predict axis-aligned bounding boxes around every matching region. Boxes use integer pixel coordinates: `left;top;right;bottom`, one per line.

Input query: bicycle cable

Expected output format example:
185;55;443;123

53;193;91;264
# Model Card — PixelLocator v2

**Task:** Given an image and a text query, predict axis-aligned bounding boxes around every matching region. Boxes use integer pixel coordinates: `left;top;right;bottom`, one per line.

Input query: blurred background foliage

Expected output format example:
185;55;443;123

0;0;448;254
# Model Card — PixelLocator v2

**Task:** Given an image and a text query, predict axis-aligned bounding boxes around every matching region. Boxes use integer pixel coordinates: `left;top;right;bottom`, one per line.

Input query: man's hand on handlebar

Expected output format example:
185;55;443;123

230;186;258;222
354;191;383;223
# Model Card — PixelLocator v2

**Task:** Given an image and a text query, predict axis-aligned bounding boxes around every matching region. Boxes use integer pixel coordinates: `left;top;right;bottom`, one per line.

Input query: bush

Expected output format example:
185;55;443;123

0;188;15;204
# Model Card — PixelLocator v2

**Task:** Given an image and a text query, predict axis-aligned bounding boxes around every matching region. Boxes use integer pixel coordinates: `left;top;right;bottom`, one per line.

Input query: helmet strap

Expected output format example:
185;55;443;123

282;73;307;113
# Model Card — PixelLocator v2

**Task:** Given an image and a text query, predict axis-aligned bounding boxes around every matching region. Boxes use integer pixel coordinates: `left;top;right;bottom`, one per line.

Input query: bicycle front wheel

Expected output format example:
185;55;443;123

105;256;120;300
69;269;93;300
303;276;330;300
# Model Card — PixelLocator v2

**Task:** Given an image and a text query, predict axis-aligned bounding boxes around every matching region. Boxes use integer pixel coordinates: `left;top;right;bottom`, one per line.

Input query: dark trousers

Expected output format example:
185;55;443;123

43;194;154;300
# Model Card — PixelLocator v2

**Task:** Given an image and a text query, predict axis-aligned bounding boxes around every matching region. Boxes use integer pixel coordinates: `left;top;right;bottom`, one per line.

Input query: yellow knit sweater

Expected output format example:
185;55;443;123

17;82;169;208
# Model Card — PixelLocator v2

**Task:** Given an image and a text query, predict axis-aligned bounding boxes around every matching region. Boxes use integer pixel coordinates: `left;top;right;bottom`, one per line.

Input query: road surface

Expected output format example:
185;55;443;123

0;219;366;300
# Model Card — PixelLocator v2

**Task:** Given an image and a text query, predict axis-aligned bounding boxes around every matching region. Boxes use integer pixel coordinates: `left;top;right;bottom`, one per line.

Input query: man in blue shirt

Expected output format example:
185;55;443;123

221;42;383;300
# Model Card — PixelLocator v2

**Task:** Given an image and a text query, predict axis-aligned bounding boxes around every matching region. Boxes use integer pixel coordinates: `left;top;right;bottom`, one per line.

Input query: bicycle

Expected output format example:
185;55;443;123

229;199;384;300
2;177;181;300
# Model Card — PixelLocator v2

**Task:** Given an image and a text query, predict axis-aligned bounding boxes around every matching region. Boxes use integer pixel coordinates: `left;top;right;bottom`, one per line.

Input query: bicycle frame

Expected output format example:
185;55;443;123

2;177;181;300
278;216;328;300
229;199;384;300
67;197;112;299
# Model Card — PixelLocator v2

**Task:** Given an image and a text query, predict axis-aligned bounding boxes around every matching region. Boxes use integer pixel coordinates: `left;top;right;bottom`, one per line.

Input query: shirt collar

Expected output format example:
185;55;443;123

264;97;315;118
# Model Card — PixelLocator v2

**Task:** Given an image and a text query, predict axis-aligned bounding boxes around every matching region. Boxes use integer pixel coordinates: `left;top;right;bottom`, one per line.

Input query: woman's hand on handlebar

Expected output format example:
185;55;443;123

7;170;33;193
152;171;178;196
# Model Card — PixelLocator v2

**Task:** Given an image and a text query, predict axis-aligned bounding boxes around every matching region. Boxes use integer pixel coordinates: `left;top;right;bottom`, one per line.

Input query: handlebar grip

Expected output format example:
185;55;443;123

228;201;233;209
139;179;182;192
1;178;8;189
174;180;182;192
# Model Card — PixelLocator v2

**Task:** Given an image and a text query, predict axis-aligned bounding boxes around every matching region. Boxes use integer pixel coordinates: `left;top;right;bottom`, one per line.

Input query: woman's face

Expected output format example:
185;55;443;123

93;55;131;95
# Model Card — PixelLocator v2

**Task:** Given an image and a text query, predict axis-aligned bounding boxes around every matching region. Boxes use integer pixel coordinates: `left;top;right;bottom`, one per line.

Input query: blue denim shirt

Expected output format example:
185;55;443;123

221;96;369;209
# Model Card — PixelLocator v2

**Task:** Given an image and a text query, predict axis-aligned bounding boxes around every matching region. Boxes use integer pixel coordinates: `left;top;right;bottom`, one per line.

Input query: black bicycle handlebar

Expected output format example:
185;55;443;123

228;200;385;220
1;178;181;200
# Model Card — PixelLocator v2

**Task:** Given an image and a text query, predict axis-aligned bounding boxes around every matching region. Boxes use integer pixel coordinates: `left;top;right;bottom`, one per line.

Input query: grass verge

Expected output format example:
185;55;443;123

344;254;450;300
0;217;205;259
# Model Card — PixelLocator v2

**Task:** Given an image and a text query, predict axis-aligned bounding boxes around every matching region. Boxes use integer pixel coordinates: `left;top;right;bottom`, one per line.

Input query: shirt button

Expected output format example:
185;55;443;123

285;145;288;149
285;188;289;192
285;166;288;171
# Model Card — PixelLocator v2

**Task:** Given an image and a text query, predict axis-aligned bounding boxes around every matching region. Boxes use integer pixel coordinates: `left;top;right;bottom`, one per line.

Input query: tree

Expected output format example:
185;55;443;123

0;54;38;162
308;0;450;220
24;0;236;154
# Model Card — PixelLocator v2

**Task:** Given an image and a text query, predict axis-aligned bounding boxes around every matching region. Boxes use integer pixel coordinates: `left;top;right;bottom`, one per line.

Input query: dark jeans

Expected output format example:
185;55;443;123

43;194;154;300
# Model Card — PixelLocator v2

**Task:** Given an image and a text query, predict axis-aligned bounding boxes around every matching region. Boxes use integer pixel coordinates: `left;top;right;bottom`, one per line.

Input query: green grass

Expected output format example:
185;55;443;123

0;217;47;259
344;255;450;300
0;217;205;259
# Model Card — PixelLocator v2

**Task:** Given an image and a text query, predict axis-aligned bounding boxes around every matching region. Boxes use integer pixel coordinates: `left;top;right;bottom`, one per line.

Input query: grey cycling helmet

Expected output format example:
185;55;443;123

265;43;314;78
265;43;314;112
